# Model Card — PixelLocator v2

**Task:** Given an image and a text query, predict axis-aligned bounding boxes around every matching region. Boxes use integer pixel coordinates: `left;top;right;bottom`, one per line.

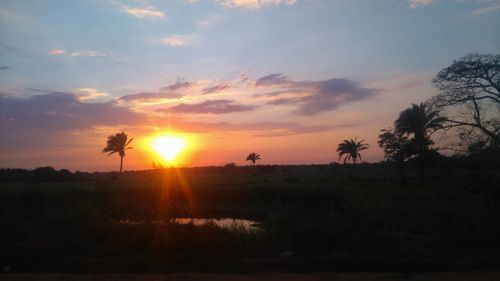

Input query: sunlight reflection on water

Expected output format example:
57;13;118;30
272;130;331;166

114;218;260;231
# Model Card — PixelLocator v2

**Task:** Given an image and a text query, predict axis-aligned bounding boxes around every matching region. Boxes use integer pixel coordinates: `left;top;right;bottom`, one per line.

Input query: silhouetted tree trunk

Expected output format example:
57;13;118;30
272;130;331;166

398;159;406;184
418;155;424;185
120;156;123;173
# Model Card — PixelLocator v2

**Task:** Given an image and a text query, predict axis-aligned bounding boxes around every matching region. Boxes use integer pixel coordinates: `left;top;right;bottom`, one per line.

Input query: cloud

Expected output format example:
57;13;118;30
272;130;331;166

154;116;334;136
198;15;221;27
48;49;65;55
70;50;108;57
0;9;30;23
109;1;165;19
160;81;193;92
408;0;433;9
217;0;297;9
0;92;146;131
159;35;193;46
254;74;377;115
161;99;257;114
74;88;109;101
122;5;165;18
202;82;233;94
470;0;500;15
255;73;291;87
0;66;10;70
119;81;195;102
407;0;500;13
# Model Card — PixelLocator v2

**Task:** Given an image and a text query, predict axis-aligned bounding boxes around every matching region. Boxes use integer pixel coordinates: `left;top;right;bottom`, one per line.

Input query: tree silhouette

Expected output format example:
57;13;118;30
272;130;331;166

395;102;445;184
102;131;134;173
246;152;261;165
336;138;369;165
378;128;412;184
432;53;500;149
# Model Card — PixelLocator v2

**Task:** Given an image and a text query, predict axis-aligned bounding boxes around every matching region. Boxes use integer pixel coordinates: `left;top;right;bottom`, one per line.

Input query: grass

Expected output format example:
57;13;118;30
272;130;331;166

0;163;499;273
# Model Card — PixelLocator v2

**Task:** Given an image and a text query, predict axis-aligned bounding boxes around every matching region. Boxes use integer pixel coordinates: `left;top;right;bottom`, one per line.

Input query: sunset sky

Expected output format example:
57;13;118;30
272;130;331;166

1;0;499;171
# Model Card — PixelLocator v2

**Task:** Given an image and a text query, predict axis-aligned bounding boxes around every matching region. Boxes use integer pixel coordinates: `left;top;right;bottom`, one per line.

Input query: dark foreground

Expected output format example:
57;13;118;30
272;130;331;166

1;158;500;273
3;272;500;281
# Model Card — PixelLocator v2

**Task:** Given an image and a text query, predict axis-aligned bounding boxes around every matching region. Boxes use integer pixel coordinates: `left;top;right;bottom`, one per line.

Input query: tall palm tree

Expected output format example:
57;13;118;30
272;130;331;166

246;152;261;165
395;102;445;184
102;131;134;173
336;138;369;165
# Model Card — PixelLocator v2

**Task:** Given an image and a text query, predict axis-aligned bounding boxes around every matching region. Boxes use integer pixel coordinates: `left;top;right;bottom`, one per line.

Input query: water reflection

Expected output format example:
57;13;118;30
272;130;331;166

114;218;259;231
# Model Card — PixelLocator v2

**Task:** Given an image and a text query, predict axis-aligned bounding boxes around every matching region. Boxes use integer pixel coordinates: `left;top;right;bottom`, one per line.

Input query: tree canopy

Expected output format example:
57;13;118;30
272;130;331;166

432;53;500;149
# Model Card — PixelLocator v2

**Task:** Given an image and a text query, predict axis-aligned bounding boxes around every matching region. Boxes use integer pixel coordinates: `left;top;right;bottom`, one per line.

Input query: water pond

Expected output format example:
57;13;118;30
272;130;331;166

114;218;260;231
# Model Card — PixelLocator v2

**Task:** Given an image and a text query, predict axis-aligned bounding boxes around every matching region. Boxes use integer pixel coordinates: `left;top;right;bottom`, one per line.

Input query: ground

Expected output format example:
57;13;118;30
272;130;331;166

3;272;500;281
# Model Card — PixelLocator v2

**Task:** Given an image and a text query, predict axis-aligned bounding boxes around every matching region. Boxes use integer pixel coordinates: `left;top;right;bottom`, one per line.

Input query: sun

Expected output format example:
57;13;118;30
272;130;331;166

151;136;186;162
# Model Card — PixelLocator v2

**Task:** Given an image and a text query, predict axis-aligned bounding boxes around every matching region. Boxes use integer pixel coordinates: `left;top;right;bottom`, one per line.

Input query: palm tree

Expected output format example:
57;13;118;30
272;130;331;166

395;102;445;184
102;131;134;173
246;152;261;165
336;138;369;165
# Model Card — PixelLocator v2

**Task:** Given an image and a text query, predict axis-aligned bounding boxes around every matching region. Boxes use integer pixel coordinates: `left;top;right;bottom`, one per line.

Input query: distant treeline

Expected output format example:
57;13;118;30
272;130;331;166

0;167;93;183
1;149;498;183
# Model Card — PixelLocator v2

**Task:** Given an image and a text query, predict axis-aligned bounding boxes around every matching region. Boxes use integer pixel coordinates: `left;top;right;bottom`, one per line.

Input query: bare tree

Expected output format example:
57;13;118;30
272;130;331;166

432;53;500;149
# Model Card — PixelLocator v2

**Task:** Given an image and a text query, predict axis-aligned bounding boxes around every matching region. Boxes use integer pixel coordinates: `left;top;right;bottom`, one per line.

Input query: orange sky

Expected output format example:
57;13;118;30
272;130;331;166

1;0;498;171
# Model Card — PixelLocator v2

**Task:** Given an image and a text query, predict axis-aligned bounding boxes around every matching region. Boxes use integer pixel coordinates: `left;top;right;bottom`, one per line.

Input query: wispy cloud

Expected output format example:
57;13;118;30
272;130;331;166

74;88;109;101
161;99;257;114
159;35;193;46
217;0;297;9
122;5;165;18
0;66;10;70
110;0;165;19
202;82;233;94
0;9;31;23
48;48;65;55
70;50;108;57
470;0;500;15
198;15;221;27
119;81;196;102
408;0;500;14
408;0;434;9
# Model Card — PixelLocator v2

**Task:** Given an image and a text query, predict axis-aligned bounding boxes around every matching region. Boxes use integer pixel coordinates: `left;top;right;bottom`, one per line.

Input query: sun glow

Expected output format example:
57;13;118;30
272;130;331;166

151;136;186;162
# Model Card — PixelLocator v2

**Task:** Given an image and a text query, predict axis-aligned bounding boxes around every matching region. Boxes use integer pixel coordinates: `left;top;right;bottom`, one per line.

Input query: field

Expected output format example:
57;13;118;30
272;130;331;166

1;161;500;274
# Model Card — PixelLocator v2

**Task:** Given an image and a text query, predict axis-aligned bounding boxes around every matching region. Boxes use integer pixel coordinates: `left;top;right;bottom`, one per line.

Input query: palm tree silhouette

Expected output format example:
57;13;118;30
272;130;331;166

336;138;369;165
102;131;134;173
395;102;445;184
246;152;261;165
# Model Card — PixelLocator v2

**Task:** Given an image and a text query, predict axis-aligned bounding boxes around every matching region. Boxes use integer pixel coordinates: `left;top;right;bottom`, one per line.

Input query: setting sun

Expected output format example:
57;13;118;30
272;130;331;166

151;136;186;162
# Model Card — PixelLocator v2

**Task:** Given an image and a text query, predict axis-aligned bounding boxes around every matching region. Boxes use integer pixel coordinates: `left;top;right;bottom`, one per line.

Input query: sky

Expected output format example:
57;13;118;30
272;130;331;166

1;0;499;171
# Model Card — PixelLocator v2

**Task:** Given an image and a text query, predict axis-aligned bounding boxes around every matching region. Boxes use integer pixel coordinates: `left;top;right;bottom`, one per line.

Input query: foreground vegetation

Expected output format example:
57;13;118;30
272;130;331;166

1;152;500;273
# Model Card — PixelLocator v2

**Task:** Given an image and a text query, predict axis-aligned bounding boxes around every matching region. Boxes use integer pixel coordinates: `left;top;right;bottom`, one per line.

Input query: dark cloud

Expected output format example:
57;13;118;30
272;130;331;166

202;82;232;94
119;81;194;102
255;73;291;87
161;99;257;114
26;88;52;93
254;74;377;115
119;91;182;102
0;92;146;131
160;81;193;92
0;66;10;70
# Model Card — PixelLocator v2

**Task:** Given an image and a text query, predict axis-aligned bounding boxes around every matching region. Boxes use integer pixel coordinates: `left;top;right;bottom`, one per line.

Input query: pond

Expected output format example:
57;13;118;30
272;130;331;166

113;218;261;231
